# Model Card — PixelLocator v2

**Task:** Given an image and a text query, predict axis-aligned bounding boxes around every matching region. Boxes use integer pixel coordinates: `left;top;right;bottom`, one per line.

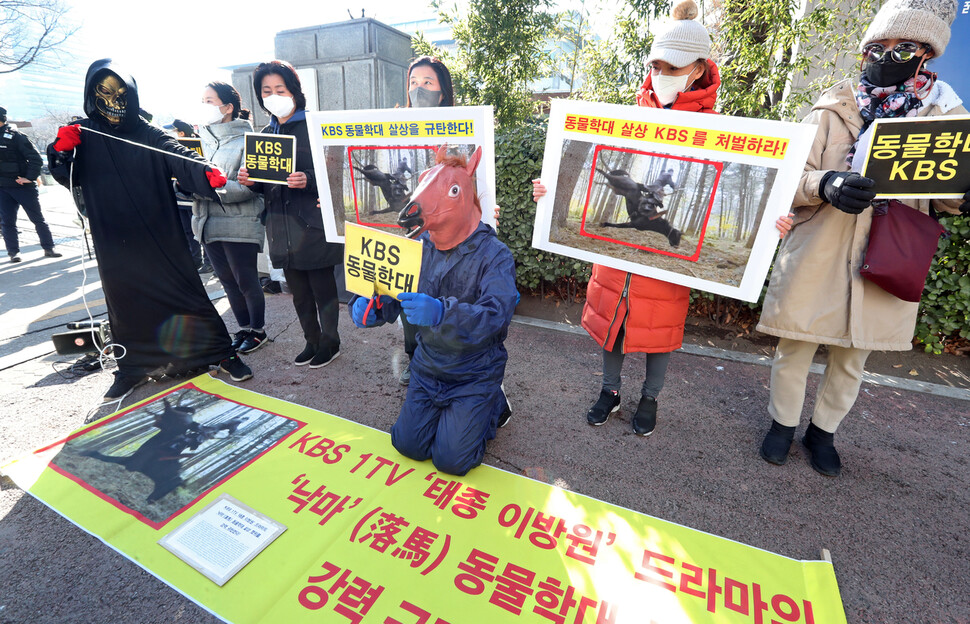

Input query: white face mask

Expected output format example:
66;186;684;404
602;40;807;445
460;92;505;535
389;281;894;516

197;103;225;126
652;66;697;106
263;94;295;118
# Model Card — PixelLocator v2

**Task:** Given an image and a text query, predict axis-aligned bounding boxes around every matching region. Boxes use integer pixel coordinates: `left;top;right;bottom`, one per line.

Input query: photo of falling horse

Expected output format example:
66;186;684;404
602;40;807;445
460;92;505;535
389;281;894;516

352;154;411;215
595;165;682;247
81;393;245;503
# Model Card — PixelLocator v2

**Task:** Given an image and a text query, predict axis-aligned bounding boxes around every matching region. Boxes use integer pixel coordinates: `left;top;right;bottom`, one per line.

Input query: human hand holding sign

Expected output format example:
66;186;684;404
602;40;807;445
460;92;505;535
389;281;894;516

820;171;876;214
397;292;443;326
287;171;307;189
351;297;377;328
53;125;82;152
237;167;253;187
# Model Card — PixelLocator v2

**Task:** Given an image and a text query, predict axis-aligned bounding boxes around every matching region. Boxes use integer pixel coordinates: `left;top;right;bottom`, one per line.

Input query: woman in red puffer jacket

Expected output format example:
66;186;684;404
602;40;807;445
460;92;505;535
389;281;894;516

535;0;792;437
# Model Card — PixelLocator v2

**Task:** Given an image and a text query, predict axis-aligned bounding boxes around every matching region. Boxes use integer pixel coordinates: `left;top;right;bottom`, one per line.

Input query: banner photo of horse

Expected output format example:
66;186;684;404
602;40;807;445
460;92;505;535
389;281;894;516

307;106;496;243
1;375;848;623
535;100;816;302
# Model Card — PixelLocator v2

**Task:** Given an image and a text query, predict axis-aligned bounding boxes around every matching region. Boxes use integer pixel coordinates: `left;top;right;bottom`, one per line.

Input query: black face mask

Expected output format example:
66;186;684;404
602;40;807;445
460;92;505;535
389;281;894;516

864;56;922;87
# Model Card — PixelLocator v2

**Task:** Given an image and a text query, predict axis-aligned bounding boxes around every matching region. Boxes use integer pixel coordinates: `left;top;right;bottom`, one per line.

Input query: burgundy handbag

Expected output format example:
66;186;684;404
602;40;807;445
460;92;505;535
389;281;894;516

860;200;945;302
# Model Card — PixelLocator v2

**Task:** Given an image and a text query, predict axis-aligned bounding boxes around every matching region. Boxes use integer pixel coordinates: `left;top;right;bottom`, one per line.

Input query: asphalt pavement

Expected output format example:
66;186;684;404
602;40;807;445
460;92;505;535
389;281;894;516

0;187;968;623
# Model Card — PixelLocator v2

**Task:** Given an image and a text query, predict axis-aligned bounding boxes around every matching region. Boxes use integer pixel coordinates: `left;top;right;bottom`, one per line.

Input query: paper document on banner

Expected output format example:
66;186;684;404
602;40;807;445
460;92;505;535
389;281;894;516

343;222;422;299
159;493;286;586
860;115;970;199
0;376;847;623
534;100;817;302
307;106;496;242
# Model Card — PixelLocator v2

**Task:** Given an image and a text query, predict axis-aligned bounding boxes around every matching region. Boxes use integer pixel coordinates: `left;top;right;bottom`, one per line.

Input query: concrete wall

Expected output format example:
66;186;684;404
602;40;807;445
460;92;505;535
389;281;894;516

231;18;412;129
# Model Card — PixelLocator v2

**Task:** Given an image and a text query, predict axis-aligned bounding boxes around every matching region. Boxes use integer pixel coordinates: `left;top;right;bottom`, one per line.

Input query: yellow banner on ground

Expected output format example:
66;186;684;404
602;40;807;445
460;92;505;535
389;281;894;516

343;222;423;299
563;113;791;160
0;375;846;624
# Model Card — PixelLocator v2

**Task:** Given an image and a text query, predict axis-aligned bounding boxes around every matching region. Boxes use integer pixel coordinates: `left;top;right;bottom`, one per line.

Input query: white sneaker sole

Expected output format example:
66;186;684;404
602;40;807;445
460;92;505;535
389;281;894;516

309;351;340;369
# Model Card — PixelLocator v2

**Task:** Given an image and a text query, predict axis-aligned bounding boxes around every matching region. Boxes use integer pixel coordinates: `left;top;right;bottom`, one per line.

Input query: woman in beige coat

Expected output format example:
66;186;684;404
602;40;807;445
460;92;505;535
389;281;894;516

757;0;970;477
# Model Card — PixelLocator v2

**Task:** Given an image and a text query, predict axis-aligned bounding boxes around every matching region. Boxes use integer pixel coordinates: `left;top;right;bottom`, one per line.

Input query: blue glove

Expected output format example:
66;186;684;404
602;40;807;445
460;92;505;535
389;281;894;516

397;292;443;327
351;296;377;328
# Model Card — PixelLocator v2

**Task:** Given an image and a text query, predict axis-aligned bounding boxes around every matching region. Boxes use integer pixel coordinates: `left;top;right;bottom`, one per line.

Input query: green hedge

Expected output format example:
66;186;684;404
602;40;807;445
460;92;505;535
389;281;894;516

495;119;970;353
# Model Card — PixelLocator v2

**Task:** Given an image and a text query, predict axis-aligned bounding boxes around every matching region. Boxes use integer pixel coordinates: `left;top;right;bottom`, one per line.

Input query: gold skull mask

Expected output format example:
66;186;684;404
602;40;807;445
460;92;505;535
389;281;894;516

94;74;127;126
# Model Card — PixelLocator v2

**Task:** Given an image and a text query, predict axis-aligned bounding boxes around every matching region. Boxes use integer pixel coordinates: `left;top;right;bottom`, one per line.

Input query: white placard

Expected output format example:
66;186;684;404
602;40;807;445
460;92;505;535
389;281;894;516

307;106;496;243
534;100;817;302
159;493;286;586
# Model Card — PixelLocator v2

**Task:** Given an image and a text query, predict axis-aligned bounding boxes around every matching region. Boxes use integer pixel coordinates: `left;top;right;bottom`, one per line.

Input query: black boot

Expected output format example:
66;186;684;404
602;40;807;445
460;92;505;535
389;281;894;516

632;395;657;436
759;420;795;465
803;422;841;477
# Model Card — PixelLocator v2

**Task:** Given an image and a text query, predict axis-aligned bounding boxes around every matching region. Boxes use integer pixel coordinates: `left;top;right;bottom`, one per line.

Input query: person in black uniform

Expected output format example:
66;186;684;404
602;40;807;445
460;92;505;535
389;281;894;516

0;106;62;263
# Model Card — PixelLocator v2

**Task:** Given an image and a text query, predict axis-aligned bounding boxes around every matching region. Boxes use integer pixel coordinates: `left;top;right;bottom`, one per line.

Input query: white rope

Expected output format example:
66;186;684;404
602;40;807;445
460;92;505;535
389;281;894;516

79;125;215;167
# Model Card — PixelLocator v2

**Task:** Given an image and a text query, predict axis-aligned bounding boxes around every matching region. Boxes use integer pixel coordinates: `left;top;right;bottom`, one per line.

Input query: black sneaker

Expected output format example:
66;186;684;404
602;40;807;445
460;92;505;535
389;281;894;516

586;389;620;426
803;422;841;477
399;361;411;386
218;355;253;381
9;254;21;263
238;330;267;354
632;395;657;436
759;420;796;465
231;330;250;351
294;343;316;366
44;249;63;258
198;262;214;274
103;371;148;401
309;345;340;369
261;278;282;294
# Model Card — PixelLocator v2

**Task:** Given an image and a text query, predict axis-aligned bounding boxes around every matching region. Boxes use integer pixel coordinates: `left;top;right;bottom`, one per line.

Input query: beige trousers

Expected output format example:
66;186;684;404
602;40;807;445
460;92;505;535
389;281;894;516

768;338;872;433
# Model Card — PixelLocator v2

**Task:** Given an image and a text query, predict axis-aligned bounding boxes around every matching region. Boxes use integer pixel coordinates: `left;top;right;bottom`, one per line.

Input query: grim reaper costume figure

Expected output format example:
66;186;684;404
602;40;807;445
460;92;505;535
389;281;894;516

48;59;247;397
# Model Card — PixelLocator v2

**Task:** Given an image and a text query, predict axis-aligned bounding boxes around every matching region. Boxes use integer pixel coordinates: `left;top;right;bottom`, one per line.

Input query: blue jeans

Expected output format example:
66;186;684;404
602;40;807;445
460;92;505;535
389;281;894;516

0;185;55;255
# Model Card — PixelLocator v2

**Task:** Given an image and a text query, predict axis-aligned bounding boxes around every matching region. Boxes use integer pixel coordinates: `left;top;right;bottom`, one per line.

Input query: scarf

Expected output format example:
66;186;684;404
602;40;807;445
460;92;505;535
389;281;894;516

845;72;930;166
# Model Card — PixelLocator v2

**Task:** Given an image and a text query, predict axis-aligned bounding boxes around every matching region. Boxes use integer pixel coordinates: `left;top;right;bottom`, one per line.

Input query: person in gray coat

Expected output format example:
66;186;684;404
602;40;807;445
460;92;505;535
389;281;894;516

192;82;268;354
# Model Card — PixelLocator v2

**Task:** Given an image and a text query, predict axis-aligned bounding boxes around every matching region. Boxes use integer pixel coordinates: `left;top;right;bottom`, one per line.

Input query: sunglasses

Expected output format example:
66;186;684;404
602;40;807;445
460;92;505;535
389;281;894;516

863;42;928;63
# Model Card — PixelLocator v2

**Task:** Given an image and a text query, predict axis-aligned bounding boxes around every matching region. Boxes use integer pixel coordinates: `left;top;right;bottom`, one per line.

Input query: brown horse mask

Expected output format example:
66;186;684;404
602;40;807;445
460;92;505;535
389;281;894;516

398;145;483;251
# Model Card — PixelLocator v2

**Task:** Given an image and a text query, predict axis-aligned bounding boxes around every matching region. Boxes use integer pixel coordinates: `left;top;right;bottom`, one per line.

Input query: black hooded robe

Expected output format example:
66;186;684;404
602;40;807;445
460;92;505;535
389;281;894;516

48;59;233;376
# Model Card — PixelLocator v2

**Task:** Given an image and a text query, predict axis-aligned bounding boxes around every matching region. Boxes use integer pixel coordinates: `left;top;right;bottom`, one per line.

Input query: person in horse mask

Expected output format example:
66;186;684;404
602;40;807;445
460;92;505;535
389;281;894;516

349;147;518;476
756;0;970;477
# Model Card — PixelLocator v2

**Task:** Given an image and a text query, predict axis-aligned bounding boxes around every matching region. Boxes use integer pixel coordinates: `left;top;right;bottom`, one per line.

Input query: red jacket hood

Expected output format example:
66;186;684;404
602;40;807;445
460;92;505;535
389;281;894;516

636;59;720;113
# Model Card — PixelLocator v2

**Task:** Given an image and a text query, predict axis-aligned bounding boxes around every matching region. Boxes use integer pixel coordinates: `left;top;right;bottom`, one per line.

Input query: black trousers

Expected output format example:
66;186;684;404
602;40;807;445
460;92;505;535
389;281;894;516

0;185;55;254
205;241;264;330
284;267;340;350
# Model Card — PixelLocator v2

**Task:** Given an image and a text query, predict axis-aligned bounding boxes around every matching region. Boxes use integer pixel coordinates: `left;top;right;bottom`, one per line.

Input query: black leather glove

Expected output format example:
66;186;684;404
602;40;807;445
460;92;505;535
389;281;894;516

819;171;876;214
960;189;970;215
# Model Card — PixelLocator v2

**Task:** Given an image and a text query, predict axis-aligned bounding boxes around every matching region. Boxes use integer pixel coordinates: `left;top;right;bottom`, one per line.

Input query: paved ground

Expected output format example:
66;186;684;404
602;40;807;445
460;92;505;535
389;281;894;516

0;188;968;623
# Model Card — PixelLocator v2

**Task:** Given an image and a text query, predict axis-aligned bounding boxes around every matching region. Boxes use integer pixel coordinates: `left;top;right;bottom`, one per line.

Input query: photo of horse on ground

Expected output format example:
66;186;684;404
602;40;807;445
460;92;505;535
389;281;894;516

49;387;300;525
323;144;479;235
548;139;779;286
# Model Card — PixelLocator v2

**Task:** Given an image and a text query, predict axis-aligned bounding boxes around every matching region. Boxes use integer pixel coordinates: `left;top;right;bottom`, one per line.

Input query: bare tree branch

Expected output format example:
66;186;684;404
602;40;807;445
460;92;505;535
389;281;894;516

0;0;76;74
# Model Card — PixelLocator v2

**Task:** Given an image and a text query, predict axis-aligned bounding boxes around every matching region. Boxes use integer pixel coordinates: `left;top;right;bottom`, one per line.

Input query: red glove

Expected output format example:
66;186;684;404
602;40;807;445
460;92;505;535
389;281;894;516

205;166;227;189
53;125;82;152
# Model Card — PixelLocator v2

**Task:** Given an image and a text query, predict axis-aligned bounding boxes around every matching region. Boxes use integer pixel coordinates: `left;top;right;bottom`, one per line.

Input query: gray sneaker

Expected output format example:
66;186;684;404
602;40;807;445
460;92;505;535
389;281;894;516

399;361;411;386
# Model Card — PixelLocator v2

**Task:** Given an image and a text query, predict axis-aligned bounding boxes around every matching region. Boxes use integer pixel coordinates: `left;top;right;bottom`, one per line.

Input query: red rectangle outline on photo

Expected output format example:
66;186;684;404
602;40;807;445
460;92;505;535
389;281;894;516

347;145;437;230
578;145;723;262
34;383;308;530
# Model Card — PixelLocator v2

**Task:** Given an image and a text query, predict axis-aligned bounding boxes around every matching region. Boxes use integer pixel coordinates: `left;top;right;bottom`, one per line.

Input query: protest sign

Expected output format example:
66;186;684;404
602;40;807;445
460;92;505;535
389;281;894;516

178;137;203;157
1;375;847;623
534;100;816;302
860;116;970;199
307;106;496;242
343;222;422;299
244;133;296;184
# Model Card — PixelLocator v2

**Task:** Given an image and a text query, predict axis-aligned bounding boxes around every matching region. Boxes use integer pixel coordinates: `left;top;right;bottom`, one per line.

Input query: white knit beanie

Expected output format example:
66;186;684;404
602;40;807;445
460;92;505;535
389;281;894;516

860;0;956;57
646;0;712;68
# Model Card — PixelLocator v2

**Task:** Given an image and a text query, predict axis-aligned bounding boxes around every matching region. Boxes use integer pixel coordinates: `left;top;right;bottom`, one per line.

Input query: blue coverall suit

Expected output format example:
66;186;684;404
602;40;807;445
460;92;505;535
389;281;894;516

353;222;518;475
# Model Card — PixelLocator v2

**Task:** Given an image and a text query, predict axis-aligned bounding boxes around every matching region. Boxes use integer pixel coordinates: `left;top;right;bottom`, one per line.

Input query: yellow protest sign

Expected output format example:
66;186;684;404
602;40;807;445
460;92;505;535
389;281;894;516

343;222;422;299
0;375;847;623
563;113;791;160
318;120;475;140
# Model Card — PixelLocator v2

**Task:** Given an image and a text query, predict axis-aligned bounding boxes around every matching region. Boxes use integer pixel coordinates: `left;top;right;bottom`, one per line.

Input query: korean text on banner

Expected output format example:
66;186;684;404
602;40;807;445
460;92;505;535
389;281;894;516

244;132;296;185
0;375;847;624
343;222;422;298
861;115;970;199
